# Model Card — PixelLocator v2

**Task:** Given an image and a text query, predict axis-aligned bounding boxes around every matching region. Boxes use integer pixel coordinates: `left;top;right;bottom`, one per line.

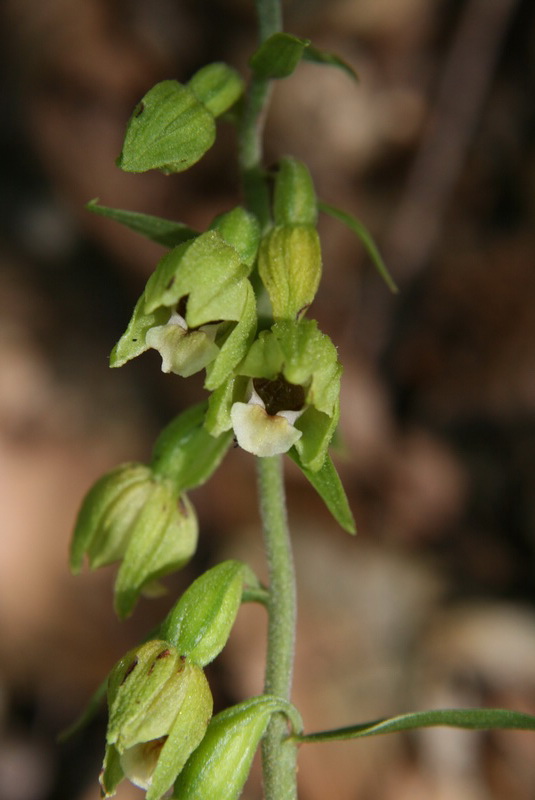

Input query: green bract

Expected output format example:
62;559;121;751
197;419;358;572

110;230;257;389
173;696;302;800
249;33;310;79
116;80;215;174
161;560;246;666
116;64;244;175
207;319;341;470
70;463;197;618
100;641;213;800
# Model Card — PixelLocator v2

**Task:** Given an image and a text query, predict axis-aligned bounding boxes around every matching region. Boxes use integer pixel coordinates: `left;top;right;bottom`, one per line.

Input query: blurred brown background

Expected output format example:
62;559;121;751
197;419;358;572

1;0;535;798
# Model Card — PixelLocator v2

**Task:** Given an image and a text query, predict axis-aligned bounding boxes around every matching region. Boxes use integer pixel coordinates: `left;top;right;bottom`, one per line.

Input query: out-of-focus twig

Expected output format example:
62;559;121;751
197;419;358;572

383;0;520;286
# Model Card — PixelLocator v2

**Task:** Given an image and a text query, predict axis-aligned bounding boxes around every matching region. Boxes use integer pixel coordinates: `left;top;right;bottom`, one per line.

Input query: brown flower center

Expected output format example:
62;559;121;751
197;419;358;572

253;375;305;416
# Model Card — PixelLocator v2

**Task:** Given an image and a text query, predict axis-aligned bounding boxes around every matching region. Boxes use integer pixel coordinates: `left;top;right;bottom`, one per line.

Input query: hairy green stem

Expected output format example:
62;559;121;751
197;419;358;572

257;456;298;800
238;0;282;228
238;0;298;795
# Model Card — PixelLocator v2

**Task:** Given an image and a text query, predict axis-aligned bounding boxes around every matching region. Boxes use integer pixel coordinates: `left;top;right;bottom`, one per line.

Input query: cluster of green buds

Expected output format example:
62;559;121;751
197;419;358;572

98;561;301;800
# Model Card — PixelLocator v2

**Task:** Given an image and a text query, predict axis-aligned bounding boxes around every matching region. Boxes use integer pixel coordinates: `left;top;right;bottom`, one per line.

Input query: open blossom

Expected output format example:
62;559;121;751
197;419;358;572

145;310;220;377
206;319;342;471
230;380;305;457
110;225;257;390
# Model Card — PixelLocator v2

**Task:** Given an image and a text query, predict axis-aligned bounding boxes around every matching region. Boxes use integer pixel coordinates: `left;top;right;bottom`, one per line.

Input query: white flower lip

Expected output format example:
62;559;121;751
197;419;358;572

230;385;305;457
120;737;167;790
145;310;220;376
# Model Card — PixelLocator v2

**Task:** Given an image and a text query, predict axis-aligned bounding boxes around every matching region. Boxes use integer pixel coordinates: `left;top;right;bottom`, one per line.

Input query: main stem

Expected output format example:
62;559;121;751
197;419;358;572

238;1;298;794
257;456;298;800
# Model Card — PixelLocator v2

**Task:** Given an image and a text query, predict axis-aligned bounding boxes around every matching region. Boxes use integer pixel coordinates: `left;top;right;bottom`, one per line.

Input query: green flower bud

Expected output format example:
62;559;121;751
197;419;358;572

161;560;246;666
173;696;302;800
70;464;198;618
110;231;257;390
100;641;213;800
222;319;341;470
273;156;317;227
187;62;244;118
258;223;322;321
209;206;260;268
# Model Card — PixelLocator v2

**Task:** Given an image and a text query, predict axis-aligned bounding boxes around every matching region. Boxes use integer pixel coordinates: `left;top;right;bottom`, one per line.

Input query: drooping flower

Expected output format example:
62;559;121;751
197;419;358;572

110;213;258;390
100;641;213;800
70;463;198;618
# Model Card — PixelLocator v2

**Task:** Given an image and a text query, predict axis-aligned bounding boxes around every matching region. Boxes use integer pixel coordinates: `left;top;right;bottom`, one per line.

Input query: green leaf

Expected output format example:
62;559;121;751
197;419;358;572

150;402;233;491
293;708;535;744
160;561;246;666
117;80;215;174
249;33;310;79
86;200;198;248
288;450;356;534
302;45;358;82
319;201;398;293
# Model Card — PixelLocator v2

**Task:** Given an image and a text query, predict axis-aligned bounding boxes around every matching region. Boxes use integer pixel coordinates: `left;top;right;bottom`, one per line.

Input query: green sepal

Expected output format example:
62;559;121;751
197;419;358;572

151;401;232;492
273;157;317;227
110;293;169;368
293;402;340;472
205;374;250;437
258;225;322;320
249;32;310;79
239;320;340;418
173;696;303;800
114;490;197;619
288;450;356;534
204;281;257;390
302;45;359;82
100;743;124;798
318;201;398;293
293;707;535;744
188;62;245;117
86;200;198;248
70;463;154;572
116;80;215;174
160;560;247;667
144;231;247;323
105;642;213;800
209;206;260;268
